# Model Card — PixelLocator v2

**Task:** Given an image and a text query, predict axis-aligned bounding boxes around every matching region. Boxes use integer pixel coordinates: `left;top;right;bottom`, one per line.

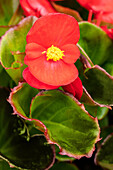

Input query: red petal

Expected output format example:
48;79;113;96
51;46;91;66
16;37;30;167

61;44;80;64
25;43;46;61
27;56;78;86
27;0;56;16
95;11;113;24
20;0;36;16
50;0;63;1
62;77;83;100
23;68;59;89
26;13;80;48
77;0;113;13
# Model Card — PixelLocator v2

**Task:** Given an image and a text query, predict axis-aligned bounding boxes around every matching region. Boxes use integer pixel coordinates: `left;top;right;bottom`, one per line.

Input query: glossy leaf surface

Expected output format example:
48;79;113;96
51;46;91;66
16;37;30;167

82;65;113;106
9;84;100;159
30;90;100;158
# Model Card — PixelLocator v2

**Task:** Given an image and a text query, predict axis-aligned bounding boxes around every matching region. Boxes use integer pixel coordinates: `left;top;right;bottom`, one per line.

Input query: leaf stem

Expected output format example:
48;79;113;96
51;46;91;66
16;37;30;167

77;43;94;67
11;51;25;55
88;10;93;22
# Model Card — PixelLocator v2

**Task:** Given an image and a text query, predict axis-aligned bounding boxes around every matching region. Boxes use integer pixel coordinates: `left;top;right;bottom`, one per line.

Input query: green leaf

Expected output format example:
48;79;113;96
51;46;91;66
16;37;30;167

0;88;55;170
0;27;9;37
30;90;100;159
9;83;39;117
50;162;78;170
9;84;100;159
85;105;109;120
95;134;113;170
55;145;75;161
80;88;109;119
96;107;109;120
82;65;113;106
0;64;15;88
9;85;100;159
100;126;113;143
102;62;113;76
8;4;24;26
99;116;109;128
0;16;37;84
0;159;17;170
0;0;19;36
0;0;17;24
78;22;113;65
9;83;47;132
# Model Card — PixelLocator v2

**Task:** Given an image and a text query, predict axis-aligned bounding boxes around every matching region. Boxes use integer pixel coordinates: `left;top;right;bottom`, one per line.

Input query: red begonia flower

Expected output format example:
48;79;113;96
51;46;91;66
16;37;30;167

62;77;83;100
76;0;113;23
23;13;80;89
101;26;113;39
20;0;57;17
76;0;113;13
95;11;113;24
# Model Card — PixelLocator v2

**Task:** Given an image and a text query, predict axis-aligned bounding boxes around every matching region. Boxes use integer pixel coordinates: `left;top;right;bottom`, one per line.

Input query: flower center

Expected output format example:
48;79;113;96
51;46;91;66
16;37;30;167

42;45;65;61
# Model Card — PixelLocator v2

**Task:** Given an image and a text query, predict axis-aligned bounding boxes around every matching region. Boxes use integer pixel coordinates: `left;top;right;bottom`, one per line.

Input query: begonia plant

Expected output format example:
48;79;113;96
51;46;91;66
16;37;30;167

0;0;113;170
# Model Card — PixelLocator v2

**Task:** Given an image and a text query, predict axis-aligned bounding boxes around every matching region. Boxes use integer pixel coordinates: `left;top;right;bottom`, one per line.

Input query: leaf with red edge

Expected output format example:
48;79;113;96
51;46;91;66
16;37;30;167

9;83;39;117
8;83;46;132
75;55;110;119
95;134;113;170
0;159;17;170
0;87;55;170
85;105;109;120
9;84;100;159
0;16;37;84
78;22;113;65
82;65;113;106
55;145;75;161
52;2;83;22
30;90;100;159
80;87;109;119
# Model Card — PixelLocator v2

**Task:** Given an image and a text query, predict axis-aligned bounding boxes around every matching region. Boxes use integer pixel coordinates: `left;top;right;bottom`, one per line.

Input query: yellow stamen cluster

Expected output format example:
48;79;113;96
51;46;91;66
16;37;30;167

42;45;65;61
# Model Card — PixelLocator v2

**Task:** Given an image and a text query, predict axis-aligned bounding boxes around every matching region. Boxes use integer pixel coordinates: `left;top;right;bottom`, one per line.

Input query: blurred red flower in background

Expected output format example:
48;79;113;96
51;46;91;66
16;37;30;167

76;0;113;23
101;26;113;39
20;0;60;17
23;13;80;91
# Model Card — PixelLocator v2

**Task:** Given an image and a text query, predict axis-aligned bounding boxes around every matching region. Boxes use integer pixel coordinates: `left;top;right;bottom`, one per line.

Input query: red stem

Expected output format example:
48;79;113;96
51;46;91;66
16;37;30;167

88;9;93;22
96;11;103;26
